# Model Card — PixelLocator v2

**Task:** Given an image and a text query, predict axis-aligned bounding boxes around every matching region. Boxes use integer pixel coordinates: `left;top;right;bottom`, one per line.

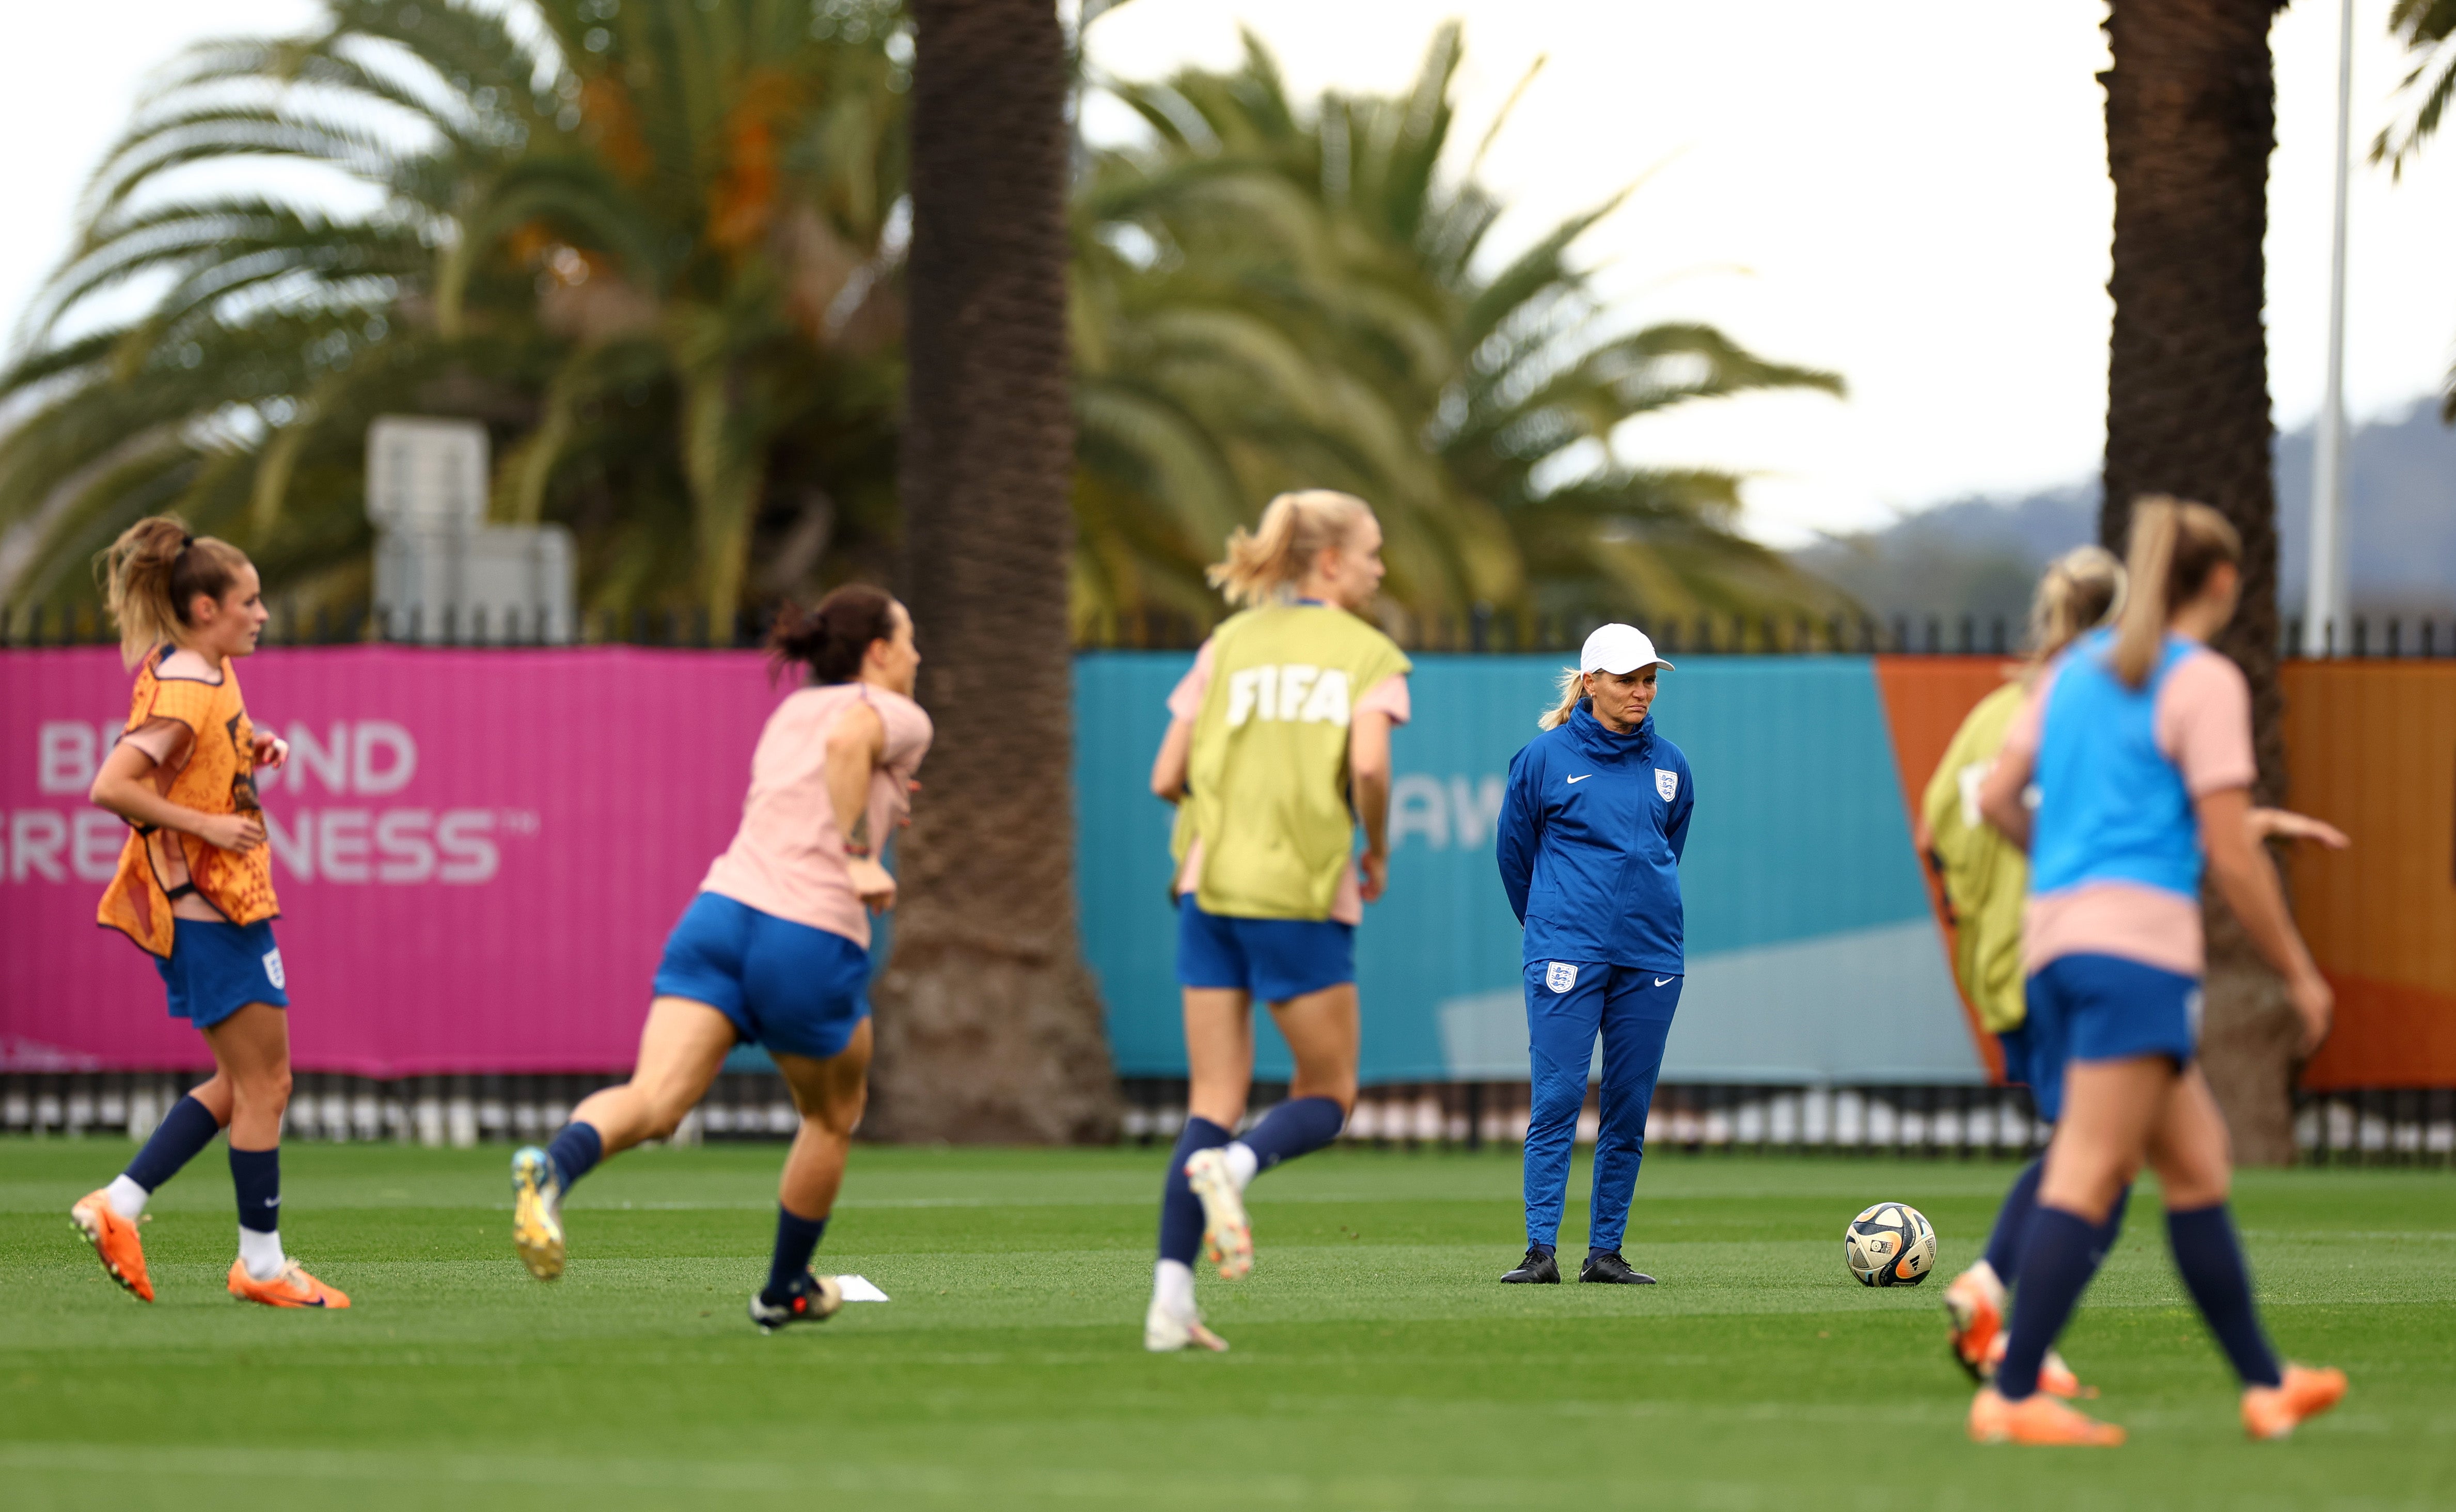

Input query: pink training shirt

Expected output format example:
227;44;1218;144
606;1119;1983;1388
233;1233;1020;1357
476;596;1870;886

1999;646;2256;976
1164;638;1412;925
700;682;933;949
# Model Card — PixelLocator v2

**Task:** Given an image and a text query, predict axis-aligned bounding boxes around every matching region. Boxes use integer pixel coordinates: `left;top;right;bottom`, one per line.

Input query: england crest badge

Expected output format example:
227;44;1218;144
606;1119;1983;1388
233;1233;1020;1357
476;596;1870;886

1545;962;1578;994
1655;768;1678;801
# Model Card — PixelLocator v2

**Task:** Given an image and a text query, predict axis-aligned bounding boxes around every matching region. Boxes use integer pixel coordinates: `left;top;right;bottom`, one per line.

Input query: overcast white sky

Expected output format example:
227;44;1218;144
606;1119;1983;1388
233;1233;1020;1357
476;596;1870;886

5;1;2452;544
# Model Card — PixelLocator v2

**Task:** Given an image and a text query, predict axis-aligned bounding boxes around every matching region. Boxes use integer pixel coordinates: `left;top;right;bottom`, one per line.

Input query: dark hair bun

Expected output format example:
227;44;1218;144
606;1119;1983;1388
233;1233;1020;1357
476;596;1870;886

769;583;899;683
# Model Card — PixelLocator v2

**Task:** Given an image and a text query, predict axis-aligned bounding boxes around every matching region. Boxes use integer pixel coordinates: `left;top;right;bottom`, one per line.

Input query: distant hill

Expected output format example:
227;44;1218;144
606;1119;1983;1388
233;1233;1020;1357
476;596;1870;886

1793;399;2456;633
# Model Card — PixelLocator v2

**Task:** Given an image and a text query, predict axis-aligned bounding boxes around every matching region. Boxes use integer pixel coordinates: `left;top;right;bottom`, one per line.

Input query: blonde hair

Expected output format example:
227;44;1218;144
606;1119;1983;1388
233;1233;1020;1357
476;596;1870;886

2111;495;2242;688
2028;544;2126;670
1206;490;1374;608
1538;666;1584;731
95;515;251;670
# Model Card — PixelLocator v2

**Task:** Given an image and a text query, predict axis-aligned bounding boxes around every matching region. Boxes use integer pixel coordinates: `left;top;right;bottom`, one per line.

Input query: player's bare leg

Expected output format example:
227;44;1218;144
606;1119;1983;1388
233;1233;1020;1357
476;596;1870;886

515;998;734;1280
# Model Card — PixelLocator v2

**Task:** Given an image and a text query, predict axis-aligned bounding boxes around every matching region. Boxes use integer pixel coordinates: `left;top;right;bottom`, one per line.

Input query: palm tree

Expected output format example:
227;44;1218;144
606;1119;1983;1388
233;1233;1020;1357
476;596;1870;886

2100;0;2298;1162
0;0;912;631
1072;25;1846;637
870;0;1114;1142
2374;0;2456;418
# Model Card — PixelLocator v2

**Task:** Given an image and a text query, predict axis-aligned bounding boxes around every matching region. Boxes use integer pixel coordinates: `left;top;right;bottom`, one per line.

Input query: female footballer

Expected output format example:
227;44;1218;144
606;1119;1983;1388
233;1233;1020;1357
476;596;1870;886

1930;549;2347;1396
1492;624;1691;1286
1143;490;1411;1352
1969;498;2346;1445
510;584;928;1331
73;516;347;1309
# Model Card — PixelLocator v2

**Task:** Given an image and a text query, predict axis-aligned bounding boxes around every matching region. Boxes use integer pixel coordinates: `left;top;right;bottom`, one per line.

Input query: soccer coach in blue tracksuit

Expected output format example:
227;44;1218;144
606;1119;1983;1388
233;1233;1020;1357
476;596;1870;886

1494;623;1693;1285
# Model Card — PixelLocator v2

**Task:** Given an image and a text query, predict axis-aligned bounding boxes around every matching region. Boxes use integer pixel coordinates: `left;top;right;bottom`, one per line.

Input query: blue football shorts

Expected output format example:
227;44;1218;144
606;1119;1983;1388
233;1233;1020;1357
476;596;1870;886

1175;896;1355;1003
155;918;289;1030
2020;953;2201;1123
652;891;873;1061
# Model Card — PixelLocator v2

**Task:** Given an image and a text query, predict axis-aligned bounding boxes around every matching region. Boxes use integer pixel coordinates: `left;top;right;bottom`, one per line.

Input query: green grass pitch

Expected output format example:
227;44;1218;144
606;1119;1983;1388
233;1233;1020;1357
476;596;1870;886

3;1138;2451;1509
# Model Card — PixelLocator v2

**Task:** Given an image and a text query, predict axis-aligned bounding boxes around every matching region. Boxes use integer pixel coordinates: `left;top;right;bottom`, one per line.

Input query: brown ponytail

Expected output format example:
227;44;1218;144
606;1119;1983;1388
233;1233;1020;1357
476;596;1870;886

95;515;251;670
2111;495;2242;688
768;582;901;684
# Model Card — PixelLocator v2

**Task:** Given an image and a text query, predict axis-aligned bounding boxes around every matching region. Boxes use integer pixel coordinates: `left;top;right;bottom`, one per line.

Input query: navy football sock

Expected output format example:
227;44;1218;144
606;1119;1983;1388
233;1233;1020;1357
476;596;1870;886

1980;1157;2043;1282
2166;1204;2282;1389
762;1206;829;1304
229;1145;280;1234
1157;1116;1233;1266
1995;1205;2112;1400
124;1094;224;1194
1237;1097;1344;1175
545;1122;605;1191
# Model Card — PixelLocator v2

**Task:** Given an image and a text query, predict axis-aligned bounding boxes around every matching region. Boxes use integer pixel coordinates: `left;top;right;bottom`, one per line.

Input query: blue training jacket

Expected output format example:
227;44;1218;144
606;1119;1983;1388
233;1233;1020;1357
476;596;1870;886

1495;700;1695;974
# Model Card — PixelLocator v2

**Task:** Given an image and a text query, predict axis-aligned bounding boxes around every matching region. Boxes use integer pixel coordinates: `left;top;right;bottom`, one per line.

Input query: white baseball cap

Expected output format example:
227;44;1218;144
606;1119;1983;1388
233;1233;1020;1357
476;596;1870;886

1579;622;1673;675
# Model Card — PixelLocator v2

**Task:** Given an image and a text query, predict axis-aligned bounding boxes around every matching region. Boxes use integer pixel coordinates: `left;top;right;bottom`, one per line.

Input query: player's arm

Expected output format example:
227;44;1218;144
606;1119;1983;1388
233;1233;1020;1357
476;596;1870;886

825;701;895;912
89;719;262;853
2247;807;2349;848
1150;716;1193;802
1975;741;2034;853
1348;708;1394;903
2199;785;2332;1053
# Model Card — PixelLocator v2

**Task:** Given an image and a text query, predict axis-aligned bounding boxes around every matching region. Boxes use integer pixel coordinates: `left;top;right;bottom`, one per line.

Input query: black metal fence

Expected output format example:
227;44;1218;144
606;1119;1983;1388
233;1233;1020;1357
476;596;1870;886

6;597;2453;659
5;1069;2447;1167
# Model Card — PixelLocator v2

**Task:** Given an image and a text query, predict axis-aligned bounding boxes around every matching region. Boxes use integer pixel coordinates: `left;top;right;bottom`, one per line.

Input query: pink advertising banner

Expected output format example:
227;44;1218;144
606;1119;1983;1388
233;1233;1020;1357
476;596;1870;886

2;647;785;1075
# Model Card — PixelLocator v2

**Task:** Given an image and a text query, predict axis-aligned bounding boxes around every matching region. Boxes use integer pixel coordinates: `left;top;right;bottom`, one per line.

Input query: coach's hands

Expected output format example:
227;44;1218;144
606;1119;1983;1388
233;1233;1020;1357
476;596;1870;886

848;856;897;914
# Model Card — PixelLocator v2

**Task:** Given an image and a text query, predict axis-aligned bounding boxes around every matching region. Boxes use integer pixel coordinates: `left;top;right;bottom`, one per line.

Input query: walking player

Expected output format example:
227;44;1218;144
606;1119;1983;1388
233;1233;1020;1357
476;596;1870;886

1493;624;1691;1285
74;515;347;1309
1144;490;1411;1351
1969;497;2345;1444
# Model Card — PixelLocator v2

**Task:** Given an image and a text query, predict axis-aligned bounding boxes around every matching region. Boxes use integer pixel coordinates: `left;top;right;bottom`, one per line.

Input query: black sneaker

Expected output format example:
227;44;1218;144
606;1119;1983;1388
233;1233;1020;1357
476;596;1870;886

1578;1250;1656;1285
748;1270;845;1332
1501;1245;1561;1284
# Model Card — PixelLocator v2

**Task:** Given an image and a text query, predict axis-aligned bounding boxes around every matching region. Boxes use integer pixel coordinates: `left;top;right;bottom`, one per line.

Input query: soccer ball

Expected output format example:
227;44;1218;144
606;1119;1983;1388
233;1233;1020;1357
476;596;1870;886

1845;1202;1937;1287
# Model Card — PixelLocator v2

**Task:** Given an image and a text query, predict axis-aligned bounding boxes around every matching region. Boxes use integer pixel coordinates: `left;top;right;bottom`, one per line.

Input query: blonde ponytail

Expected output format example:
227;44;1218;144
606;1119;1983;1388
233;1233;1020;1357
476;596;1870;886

1537;666;1583;730
2111;495;2242;688
1206;490;1373;608
2027;544;2126;672
95;515;250;670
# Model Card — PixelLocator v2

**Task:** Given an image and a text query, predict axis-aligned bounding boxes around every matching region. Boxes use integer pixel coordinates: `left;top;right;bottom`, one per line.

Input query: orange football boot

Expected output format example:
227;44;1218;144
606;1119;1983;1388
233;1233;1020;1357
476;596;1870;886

1969;1387;2126;1446
2242;1364;2347;1440
1943;1267;2003;1380
70;1190;153;1302
227;1257;351;1309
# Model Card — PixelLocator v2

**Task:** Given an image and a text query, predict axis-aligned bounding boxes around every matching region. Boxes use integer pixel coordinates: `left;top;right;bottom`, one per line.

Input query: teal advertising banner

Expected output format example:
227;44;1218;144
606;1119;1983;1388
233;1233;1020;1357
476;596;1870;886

1074;653;1985;1086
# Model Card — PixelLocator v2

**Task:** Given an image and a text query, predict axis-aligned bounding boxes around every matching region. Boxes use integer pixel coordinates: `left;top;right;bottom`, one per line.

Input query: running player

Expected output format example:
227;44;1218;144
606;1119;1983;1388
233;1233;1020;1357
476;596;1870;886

1931;548;2347;1395
73;516;347;1309
1493;624;1690;1286
1969;498;2347;1445
510;585;928;1332
1144;490;1410;1352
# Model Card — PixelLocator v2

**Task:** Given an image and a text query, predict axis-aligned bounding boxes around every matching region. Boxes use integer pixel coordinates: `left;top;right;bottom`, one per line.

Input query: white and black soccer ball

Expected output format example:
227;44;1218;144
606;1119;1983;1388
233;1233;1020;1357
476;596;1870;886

1845;1202;1937;1287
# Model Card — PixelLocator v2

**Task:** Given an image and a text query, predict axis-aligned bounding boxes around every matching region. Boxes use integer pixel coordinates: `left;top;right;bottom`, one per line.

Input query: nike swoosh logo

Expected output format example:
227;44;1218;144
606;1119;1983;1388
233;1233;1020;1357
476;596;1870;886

1655;977;1673;987
1565;775;1591;783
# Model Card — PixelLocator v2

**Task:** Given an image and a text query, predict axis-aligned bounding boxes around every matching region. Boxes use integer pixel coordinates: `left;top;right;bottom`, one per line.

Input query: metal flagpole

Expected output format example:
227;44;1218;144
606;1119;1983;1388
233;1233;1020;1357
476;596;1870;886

2304;0;2356;658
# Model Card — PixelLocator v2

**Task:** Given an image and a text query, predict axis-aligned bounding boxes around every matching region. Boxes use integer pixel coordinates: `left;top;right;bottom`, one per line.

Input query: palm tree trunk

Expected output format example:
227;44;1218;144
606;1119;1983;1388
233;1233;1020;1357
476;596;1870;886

869;0;1117;1142
2100;0;2300;1163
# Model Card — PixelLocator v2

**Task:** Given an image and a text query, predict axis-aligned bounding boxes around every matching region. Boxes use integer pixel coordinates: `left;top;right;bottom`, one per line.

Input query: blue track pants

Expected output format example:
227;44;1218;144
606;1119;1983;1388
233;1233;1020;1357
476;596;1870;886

1522;962;1682;1253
